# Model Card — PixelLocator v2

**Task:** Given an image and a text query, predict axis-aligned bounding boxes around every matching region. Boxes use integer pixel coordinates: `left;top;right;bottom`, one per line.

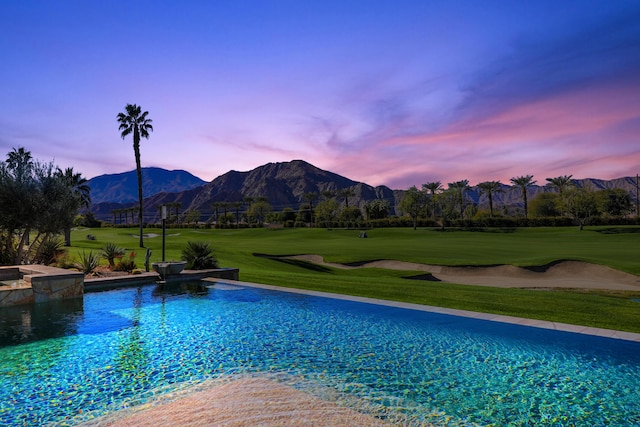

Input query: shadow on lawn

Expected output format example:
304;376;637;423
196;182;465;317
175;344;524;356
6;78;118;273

432;227;517;233
593;227;640;234
253;253;334;273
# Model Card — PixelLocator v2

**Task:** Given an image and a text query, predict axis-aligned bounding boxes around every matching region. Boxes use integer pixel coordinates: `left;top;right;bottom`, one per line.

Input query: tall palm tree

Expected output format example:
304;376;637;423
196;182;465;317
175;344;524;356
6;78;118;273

338;187;355;208
321;190;336;200
6;147;33;183
510;175;537;218
422;181;442;220
231;201;244;227
545;175;573;196
477;181;503;218
55;167;91;246
447;180;469;218
303;192;318;224
117;104;153;248
56;167;91;209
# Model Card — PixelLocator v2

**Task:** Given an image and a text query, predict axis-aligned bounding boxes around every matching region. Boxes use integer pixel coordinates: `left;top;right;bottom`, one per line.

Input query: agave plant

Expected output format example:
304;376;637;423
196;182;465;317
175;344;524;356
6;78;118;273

75;250;101;275
33;237;66;265
102;242;125;268
181;241;218;270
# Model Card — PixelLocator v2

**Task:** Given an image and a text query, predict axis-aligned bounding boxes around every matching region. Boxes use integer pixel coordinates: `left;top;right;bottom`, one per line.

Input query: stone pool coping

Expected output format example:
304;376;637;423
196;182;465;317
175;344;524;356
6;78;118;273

84;268;240;290
0;265;84;306
205;278;640;343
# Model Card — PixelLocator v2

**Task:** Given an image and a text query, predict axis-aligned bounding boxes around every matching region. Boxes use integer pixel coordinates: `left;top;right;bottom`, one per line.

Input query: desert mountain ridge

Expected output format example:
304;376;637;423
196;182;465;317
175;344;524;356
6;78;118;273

88;160;639;221
88;167;207;204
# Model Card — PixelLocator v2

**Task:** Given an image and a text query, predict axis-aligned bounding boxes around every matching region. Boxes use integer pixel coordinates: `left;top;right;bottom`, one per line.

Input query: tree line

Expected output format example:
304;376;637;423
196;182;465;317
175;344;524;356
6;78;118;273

102;173;637;231
398;175;637;230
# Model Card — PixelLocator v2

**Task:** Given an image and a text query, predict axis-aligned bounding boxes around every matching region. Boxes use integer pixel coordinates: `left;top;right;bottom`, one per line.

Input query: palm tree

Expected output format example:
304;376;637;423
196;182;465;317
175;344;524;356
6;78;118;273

303;192;318;225
6;147;33;183
56;167;91;209
117;104;153;248
338;187;355;208
55;167;91;245
447;180;469;218
422;181;442;220
231;201;243;227
510;175;537;218
477;181;503;218
321;190;336;200
545;175;573;196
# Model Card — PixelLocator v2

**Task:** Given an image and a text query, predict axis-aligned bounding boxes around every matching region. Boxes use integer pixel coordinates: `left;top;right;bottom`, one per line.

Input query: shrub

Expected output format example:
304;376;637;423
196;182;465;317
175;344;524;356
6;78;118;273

114;251;137;272
33;237;66;265
102;242;125;268
75;250;100;275
53;252;76;269
181;241;219;270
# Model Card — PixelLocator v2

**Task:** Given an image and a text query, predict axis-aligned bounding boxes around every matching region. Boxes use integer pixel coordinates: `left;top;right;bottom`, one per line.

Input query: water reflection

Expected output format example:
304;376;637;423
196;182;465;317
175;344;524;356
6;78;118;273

0;298;84;346
151;281;209;298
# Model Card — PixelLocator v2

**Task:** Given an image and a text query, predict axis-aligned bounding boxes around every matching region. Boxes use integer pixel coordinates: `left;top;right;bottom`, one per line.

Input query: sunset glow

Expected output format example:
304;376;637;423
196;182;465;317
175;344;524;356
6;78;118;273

1;1;639;189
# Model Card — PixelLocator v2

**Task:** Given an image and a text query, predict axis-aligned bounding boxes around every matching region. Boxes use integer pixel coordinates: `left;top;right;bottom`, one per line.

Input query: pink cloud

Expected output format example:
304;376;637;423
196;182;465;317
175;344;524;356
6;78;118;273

319;79;640;189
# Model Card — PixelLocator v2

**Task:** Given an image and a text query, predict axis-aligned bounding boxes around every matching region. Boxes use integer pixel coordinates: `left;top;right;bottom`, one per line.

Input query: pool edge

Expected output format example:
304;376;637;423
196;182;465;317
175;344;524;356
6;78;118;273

204;278;640;343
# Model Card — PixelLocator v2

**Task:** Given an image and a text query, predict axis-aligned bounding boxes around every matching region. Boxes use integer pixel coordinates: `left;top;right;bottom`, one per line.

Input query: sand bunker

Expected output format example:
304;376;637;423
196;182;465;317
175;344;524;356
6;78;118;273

285;255;640;291
80;377;392;427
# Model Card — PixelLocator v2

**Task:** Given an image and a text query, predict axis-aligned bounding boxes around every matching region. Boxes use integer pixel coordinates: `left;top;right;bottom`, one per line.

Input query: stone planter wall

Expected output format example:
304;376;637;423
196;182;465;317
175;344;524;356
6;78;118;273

0;265;84;307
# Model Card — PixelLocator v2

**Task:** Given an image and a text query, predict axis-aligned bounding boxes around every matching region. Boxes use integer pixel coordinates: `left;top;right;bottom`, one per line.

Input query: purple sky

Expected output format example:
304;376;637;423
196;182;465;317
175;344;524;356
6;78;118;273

1;1;639;189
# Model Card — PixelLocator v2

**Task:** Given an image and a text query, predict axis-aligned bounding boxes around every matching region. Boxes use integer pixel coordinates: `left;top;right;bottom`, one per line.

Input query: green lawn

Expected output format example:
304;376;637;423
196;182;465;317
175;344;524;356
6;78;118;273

68;226;640;333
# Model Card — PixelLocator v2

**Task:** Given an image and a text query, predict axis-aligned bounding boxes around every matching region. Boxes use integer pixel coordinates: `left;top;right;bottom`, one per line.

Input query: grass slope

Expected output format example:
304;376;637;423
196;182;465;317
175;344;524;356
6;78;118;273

69;226;640;333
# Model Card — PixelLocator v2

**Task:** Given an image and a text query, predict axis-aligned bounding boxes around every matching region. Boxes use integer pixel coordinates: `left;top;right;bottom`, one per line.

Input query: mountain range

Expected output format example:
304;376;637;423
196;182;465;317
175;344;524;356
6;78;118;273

88;160;639;221
88;167;207;204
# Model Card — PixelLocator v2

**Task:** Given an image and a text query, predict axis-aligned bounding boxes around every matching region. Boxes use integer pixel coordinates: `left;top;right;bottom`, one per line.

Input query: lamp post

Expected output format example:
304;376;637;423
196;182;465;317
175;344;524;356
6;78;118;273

162;205;167;261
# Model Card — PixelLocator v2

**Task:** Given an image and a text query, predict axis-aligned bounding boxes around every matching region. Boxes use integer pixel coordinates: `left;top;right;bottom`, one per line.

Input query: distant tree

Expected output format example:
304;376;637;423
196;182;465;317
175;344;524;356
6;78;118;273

185;209;201;226
248;200;272;226
447;180;469;218
315;199;340;226
422;181;442;221
436;189;459;230
464;204;478;219
364;199;390;220
321;190;336;200
211;202;222;223
338;187;356;208
529;193;561;217
597;188;633;217
279;207;296;224
545;175;573;195
76;211;101;228
510;175;537;218
303;192;318;225
561;188;599;230
231;201;244;227
339;206;362;223
218;212;234;227
55;167;91;246
477;181;502;218
219;201;230;220
399;186;427;230
117;104;153;248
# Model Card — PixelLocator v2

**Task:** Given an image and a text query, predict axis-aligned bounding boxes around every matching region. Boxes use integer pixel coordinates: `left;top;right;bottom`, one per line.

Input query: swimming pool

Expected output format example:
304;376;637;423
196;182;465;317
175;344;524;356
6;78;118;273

1;281;639;426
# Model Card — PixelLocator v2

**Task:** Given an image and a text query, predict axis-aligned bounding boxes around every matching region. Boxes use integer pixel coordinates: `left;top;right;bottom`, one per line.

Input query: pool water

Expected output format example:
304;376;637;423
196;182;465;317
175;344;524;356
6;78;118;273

1;282;639;426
